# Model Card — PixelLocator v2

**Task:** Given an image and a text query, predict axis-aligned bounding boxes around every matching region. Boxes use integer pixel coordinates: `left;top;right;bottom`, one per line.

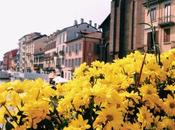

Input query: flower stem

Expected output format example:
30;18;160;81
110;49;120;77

3;105;19;126
137;53;146;86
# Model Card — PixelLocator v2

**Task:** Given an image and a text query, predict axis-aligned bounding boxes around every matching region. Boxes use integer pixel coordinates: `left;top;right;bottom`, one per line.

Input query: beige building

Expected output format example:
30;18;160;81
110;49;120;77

18;32;47;72
32;35;48;72
44;31;59;72
19;33;39;72
144;0;175;52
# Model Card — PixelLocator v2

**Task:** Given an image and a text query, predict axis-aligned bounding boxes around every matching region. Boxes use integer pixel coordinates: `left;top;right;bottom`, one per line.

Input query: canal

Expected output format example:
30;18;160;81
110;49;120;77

0;79;11;83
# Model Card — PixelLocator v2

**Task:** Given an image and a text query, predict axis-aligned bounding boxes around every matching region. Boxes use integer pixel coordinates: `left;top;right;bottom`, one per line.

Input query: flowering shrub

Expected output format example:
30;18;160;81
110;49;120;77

0;50;175;130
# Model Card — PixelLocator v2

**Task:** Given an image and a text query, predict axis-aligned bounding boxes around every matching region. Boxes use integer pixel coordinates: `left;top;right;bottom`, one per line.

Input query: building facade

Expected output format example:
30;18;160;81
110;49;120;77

144;0;175;52
17;19;101;75
109;0;145;59
3;49;18;70
33;35;48;72
18;32;47;72
44;32;58;73
55;19;100;77
64;32;102;80
0;61;3;70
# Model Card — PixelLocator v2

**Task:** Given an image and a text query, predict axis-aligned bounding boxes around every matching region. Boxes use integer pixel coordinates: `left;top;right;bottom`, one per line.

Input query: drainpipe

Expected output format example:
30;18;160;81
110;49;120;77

119;0;127;58
131;0;135;50
112;0;118;60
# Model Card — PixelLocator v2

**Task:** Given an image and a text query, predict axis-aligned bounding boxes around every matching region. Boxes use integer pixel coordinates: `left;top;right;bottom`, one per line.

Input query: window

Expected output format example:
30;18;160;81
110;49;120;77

78;58;82;66
68;45;71;55
75;44;78;54
164;3;171;22
79;43;81;51
64;32;67;42
164;3;171;17
164;28;170;42
150;7;156;21
66;46;68;53
72;44;75;52
147;31;159;51
62;45;65;52
72;59;74;67
61;58;64;65
75;58;77;66
71;59;73;67
68;59;71;67
65;59;68;67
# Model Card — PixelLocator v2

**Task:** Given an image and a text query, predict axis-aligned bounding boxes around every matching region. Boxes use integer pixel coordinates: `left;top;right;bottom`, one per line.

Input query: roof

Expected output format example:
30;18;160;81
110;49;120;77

58;22;98;34
99;14;110;28
19;32;41;41
66;31;101;43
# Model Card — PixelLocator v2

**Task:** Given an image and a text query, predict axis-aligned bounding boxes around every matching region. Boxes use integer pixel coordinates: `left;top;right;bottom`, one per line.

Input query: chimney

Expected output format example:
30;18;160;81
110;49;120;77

94;23;97;28
89;20;92;26
74;20;78;25
80;18;84;24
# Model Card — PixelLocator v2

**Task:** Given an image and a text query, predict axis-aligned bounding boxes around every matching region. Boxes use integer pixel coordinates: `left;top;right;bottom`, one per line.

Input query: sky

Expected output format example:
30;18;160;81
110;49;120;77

0;0;110;60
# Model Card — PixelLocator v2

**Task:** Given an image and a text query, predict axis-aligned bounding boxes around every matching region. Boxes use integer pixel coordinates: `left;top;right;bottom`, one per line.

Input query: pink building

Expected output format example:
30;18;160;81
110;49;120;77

63;32;102;80
144;0;175;52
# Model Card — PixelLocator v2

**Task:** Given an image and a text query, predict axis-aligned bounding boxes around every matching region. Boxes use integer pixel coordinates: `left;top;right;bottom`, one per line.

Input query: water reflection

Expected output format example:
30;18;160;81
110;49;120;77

0;79;11;83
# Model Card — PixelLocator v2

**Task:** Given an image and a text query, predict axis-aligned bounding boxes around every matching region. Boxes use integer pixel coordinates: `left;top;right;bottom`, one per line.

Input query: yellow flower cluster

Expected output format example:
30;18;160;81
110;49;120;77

0;49;175;130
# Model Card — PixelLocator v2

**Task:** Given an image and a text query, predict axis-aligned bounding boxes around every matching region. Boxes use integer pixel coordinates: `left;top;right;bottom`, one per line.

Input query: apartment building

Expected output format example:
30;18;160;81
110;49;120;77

44;31;59;72
3;49;18;70
55;19;100;77
0;61;3;70
18;32;47;72
33;35;47;72
144;0;175;52
64;32;102;80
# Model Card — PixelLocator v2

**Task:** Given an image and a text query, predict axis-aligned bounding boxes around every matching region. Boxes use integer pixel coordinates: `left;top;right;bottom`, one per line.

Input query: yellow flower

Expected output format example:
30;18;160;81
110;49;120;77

163;94;175;116
0;91;8;106
7;91;21;106
66;115;90;130
64;126;81;130
74;63;88;78
164;85;175;92
140;84;157;97
121;122;141;130
22;100;50;128
0;107;6;124
94;106;123;130
137;106;154;129
157;117;175;130
14;123;28;130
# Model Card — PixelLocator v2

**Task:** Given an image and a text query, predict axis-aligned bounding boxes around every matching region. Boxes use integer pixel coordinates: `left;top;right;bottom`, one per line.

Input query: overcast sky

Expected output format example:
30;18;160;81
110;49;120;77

0;0;110;60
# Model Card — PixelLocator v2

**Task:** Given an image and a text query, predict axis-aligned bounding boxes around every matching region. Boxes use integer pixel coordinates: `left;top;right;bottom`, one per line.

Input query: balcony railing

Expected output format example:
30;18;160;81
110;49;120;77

158;15;175;27
143;0;163;7
171;41;175;48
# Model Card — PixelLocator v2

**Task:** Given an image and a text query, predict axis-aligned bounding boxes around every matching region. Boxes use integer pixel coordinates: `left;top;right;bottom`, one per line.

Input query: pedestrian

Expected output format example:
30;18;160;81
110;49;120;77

48;70;56;84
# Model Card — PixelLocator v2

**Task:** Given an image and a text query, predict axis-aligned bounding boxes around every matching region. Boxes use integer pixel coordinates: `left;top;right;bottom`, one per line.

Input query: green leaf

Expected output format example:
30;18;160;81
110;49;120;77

5;122;14;130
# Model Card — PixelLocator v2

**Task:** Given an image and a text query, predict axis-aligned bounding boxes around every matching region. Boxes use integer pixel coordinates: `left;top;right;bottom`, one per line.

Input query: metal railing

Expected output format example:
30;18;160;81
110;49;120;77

158;15;175;27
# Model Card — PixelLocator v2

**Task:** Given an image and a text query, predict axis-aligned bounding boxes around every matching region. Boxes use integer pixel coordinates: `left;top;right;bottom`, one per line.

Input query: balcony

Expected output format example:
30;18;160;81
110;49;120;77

171;41;175;48
143;0;164;7
158;16;175;27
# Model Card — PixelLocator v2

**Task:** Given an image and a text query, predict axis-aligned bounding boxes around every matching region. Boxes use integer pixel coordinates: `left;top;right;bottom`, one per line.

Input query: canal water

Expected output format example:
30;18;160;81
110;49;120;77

0;79;11;83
